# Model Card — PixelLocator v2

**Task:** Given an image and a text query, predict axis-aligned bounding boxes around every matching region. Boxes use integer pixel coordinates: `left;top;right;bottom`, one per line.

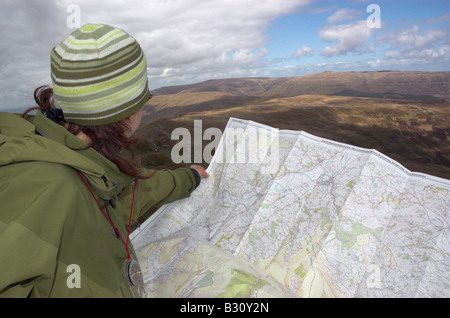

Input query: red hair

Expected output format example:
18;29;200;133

23;86;152;180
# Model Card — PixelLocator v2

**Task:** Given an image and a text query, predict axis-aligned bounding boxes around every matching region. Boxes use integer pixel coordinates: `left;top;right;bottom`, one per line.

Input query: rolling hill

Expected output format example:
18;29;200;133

152;71;450;101
136;71;450;181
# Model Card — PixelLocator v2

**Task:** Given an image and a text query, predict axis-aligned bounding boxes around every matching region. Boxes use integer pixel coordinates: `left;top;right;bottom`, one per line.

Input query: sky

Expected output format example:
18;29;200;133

0;0;449;111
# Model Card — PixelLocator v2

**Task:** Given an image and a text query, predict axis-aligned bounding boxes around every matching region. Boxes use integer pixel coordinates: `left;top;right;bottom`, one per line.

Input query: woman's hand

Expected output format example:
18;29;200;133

190;165;210;178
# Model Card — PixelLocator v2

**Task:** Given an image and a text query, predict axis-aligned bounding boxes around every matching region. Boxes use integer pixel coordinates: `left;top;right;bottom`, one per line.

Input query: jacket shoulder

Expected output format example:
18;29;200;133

0;161;88;297
0;112;35;137
0;161;85;227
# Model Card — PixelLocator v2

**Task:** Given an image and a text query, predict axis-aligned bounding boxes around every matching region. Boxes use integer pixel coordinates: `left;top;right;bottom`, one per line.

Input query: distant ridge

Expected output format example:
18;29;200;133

153;71;450;102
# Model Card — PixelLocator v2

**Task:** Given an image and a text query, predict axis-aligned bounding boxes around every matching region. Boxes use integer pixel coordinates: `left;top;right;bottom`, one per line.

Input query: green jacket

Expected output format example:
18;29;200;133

0;111;199;298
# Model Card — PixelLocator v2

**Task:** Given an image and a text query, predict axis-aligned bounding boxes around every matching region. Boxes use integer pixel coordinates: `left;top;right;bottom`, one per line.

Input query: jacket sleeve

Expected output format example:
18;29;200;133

131;167;200;222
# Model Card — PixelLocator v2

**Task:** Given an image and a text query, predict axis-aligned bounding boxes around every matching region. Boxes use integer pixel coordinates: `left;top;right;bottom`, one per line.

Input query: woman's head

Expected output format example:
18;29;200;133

29;85;148;179
24;24;152;179
50;23;151;126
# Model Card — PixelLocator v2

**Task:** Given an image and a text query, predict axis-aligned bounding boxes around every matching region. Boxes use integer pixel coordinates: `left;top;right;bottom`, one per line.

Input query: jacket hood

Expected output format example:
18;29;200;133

0;111;134;200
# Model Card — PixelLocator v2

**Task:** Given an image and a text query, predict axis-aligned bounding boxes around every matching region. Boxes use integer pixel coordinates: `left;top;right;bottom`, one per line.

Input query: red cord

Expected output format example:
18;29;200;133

76;170;135;260
126;179;137;251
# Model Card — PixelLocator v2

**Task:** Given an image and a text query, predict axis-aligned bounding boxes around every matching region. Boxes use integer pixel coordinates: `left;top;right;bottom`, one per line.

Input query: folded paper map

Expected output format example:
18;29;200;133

131;117;449;298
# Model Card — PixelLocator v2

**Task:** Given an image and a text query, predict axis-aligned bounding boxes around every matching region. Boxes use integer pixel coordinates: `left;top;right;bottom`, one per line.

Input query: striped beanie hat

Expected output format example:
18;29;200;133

50;24;151;126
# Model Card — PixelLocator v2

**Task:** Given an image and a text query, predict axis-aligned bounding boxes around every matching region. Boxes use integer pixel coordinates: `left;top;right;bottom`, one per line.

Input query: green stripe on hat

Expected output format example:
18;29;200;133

54;62;148;110
62;84;151;126
50;43;142;84
50;24;151;126
53;55;147;97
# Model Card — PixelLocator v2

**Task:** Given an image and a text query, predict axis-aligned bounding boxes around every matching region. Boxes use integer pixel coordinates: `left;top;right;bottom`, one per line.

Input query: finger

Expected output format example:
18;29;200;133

190;165;210;178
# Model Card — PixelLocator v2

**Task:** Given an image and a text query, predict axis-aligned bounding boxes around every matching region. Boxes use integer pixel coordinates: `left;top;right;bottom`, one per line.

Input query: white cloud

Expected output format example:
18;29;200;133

0;0;311;110
0;0;70;110
292;45;314;58
388;25;446;49
319;20;373;57
382;24;448;49
377;23;450;68
231;48;269;65
327;8;361;24
57;0;310;83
